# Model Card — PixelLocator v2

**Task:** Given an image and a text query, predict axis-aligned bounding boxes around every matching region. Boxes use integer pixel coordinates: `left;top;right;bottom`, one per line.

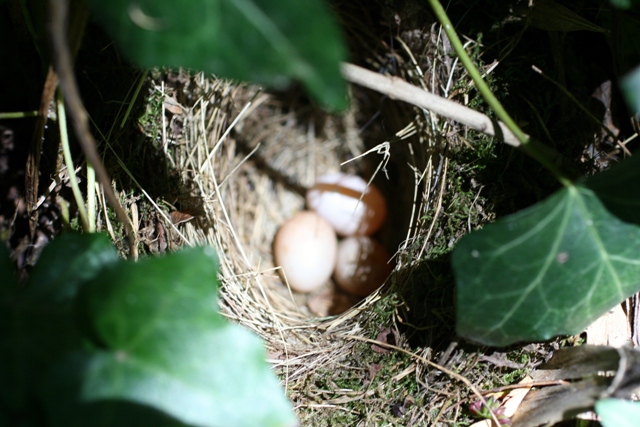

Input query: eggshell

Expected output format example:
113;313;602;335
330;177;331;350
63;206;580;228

306;173;387;236
334;236;393;297
273;211;338;293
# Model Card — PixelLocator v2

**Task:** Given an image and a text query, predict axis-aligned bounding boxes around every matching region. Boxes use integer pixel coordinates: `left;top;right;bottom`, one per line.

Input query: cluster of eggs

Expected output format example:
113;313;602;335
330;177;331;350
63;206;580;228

273;173;392;297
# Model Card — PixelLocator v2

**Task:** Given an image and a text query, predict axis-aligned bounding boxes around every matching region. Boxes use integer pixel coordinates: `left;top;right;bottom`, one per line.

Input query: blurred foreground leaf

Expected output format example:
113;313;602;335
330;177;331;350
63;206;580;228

40;246;295;427
453;156;640;346
0;234;112;411
596;399;640;427
621;65;640;114
85;0;347;109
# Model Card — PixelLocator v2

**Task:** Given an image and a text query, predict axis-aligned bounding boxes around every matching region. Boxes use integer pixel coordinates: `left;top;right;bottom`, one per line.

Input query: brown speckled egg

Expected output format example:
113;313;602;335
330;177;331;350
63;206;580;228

306;173;387;236
273;211;337;293
334;236;393;297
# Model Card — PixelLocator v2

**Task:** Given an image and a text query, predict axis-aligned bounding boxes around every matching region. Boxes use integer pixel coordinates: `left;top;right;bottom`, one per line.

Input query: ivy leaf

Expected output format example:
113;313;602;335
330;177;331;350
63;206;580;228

43;246;295;427
0;234;113;411
596;399;640;427
609;0;633;8
621;65;640;114
85;0;347;110
584;152;640;225
453;184;640;346
26;233;118;301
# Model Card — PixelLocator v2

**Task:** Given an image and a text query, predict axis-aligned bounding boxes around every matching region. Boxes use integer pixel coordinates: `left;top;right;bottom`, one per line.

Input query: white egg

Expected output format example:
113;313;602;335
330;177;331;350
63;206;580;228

273;211;338;293
334;236;393;297
306;173;387;237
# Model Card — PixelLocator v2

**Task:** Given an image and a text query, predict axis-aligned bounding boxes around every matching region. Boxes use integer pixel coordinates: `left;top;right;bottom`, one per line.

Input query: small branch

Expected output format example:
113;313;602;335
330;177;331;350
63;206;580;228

342;334;505;427
49;0;137;258
341;62;522;147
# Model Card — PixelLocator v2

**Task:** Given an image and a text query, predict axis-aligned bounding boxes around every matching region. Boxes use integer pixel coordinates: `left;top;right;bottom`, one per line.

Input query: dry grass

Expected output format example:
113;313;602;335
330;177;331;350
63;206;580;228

97;14;532;427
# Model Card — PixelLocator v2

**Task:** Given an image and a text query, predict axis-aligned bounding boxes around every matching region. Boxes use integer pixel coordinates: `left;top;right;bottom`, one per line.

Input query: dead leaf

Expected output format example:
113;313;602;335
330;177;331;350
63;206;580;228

164;94;184;114
372;327;398;354
469;376;532;427
169;211;194;225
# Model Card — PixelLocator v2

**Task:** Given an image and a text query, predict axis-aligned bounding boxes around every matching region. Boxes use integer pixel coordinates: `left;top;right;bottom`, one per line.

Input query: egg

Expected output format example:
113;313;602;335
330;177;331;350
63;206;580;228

273;211;338;293
306;173;387;236
333;236;393;297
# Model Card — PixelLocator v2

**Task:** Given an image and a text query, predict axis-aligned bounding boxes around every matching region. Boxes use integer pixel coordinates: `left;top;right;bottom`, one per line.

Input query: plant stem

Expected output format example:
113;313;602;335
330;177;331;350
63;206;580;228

87;160;96;232
120;70;148;129
58;89;91;232
427;0;572;186
0;111;38;119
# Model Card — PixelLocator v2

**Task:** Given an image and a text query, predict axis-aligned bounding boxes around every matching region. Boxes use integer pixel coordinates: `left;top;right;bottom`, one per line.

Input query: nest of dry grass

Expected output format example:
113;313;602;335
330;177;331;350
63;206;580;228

115;9;521;426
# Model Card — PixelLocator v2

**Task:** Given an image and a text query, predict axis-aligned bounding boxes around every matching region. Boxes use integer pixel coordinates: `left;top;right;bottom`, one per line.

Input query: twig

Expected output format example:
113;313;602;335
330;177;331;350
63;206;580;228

481;380;567;395
26;67;58;239
341;334;504;427
49;0;137;258
341;62;522;147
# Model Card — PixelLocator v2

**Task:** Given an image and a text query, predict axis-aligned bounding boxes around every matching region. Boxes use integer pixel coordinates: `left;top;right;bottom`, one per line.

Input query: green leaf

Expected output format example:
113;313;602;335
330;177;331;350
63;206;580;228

596;398;640;427
26;233;119;301
621;65;640;114
51;246;295;427
584;152;640;226
41;352;191;427
0;235;109;410
85;0;347;110
610;0;631;7
453;184;640;346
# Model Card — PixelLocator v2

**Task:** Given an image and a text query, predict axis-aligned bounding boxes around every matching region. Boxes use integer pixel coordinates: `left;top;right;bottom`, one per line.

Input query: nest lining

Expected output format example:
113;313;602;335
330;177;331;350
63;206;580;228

138;18;478;424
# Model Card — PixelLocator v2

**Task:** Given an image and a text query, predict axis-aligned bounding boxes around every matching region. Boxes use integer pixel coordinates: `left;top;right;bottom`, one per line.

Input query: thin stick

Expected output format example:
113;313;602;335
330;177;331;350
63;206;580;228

426;0;571;185
49;0;137;258
341;62;521;147
341;334;504;427
87;160;96;232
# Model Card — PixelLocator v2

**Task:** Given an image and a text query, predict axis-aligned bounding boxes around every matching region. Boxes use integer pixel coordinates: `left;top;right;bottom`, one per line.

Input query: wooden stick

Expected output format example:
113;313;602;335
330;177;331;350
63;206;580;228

49;0;137;259
340;62;522;147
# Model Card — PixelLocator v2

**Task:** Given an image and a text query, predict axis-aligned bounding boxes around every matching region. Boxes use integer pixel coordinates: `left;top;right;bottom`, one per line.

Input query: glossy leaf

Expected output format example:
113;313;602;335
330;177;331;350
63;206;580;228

49;246;296;427
609;0;633;8
584;153;640;226
453;184;640;346
621;65;640;114
596;398;640;427
85;0;348;110
26;233;118;301
0;234;112;411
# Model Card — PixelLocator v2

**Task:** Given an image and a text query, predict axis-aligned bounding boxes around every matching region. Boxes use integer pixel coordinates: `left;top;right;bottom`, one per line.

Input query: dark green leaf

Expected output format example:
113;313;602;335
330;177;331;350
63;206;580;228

41;352;190;427
85;0;347;110
610;0;633;9
453;185;640;346
584;152;640;225
596;399;640;427
26;233;118;302
621;65;640;114
68;246;295;427
0;235;102;410
0;242;16;289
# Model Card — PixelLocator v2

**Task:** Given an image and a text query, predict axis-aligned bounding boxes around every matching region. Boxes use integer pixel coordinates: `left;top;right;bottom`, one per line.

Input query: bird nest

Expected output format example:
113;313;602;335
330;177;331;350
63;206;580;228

136;14;492;426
